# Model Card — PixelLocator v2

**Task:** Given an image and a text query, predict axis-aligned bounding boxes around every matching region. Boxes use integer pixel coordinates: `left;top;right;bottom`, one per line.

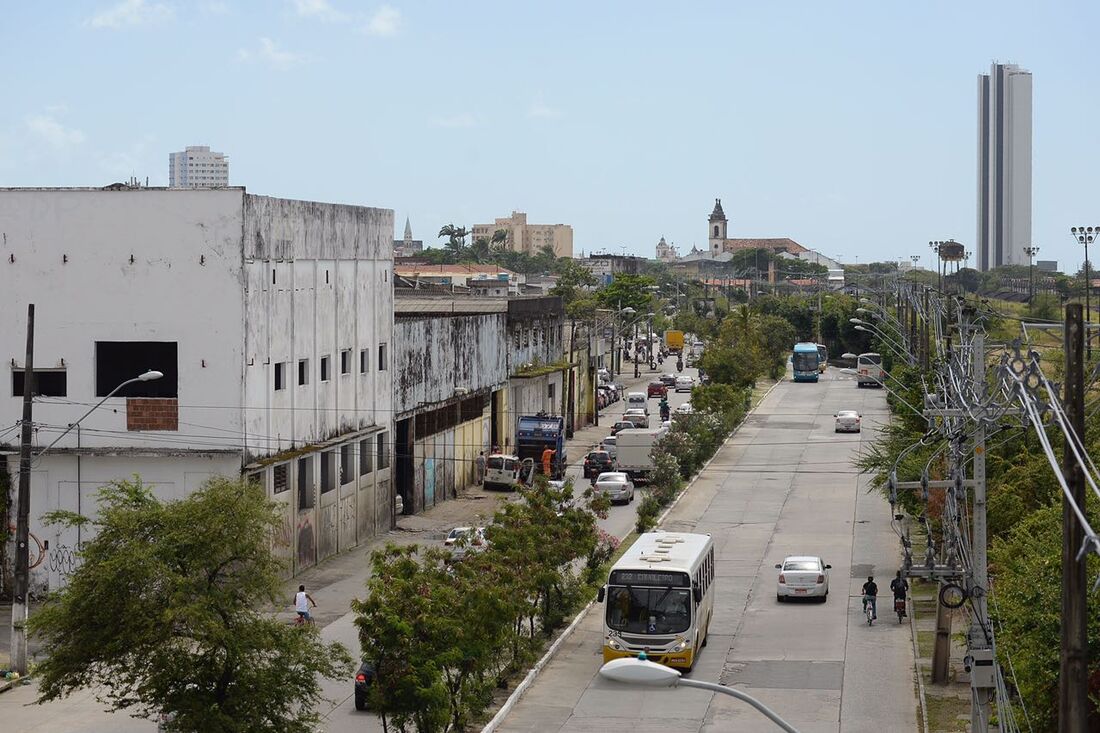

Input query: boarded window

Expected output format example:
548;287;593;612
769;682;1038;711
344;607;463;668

95;341;178;397
341;443;353;483
273;464;289;494
12;369;67;397
360;438;373;475
320;451;335;493
377;431;389;469
297;456;314;510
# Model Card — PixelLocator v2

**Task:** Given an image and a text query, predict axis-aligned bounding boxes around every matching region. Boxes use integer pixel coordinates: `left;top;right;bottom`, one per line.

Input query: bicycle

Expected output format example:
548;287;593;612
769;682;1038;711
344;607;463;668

293;611;316;628
862;595;875;626
893;596;906;624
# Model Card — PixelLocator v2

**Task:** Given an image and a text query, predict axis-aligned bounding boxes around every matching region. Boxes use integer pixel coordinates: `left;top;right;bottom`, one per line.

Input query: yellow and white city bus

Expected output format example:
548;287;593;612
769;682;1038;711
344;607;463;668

597;531;715;670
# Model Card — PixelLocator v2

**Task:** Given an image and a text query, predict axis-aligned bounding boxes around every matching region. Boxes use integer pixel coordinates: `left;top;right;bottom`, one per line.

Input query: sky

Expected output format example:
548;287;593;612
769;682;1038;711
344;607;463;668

2;0;1099;270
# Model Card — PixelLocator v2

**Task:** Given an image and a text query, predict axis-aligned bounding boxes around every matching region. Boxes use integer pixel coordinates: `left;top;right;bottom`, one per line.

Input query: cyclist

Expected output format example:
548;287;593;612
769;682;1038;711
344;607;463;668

294;584;317;625
890;571;909;617
861;576;878;620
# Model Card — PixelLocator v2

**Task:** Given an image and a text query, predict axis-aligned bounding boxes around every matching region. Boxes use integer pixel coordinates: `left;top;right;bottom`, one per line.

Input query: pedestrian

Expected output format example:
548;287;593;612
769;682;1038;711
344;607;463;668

475;451;486;485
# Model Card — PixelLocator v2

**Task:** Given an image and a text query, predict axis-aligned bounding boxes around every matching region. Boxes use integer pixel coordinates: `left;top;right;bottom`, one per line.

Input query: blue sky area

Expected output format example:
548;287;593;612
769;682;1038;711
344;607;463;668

2;1;1098;270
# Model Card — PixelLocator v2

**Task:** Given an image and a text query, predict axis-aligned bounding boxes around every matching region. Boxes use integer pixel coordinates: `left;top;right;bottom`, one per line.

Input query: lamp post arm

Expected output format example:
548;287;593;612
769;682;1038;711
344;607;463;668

676;679;799;732
32;376;144;465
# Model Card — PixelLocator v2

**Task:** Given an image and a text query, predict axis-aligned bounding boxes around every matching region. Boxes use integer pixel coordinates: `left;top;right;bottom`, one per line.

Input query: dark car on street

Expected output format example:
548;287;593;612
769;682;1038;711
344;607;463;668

610;420;635;436
354;661;376;710
583;449;615;479
659;373;677;387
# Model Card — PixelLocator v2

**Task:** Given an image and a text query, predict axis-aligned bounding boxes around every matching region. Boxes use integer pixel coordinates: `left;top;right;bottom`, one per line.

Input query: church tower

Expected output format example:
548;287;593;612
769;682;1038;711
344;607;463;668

708;198;727;256
402;217;413;244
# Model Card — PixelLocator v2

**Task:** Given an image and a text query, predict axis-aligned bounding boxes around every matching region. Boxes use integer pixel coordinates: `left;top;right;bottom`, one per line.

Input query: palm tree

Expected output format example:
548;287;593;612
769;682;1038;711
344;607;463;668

437;223;469;262
469;237;491;264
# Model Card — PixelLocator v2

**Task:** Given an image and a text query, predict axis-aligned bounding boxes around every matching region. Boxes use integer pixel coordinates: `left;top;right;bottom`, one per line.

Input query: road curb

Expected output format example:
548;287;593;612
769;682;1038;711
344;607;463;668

909;595;930;733
481;378;782;732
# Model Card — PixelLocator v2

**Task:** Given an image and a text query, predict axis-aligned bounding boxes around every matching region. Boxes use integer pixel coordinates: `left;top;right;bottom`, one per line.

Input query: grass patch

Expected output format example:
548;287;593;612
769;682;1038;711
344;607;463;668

917;629;935;658
924;693;969;732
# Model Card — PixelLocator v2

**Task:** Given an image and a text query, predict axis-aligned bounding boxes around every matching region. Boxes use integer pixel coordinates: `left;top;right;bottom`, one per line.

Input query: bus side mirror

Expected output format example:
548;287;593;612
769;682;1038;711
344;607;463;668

597;586;606;603
693;587;703;604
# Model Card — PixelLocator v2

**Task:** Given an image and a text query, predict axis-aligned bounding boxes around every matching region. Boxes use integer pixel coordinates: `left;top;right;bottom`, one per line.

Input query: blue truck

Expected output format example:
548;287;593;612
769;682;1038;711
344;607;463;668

516;414;567;479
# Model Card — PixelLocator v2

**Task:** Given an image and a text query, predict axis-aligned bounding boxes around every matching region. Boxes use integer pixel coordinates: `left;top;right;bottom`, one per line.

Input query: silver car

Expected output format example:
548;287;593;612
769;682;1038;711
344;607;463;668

834;410;861;433
593;471;635;505
601;435;618;461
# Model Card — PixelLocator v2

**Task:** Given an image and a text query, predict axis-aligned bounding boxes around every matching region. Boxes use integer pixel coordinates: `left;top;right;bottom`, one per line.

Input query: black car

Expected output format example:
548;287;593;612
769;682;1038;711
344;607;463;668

659;373;677;387
583;450;614;479
354;661;376;710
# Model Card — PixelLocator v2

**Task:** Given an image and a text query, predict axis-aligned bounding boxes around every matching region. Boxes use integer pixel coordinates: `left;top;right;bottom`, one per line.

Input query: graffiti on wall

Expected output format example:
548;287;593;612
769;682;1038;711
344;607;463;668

48;542;83;583
296;516;315;570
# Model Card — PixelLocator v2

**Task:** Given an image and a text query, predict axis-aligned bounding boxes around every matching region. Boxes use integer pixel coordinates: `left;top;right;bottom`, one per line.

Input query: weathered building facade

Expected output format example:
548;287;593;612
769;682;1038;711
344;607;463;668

0;187;395;590
393;295;508;512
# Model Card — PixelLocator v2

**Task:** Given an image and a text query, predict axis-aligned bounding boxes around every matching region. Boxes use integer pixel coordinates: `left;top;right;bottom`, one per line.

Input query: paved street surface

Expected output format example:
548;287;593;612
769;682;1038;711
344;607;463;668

0;359;695;732
497;369;918;733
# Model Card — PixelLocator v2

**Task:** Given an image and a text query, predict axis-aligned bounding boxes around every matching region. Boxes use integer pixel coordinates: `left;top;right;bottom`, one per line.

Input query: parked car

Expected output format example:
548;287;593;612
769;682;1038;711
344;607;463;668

834;410;862;433
601;435;618;460
647;381;667;398
610;420;636;436
659;373;677;387
674;375;695;393
775;556;831;602
584;449;615;479
445;526;486;548
354;661;376;710
593;471;635;505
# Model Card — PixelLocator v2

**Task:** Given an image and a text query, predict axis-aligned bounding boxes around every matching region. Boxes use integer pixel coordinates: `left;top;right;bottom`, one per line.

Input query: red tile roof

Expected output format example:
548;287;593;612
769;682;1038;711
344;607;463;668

723;238;808;254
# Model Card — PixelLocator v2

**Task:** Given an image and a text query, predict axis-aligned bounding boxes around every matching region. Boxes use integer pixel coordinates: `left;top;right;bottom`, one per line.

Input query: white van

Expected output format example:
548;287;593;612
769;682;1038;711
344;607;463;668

626;391;649;416
856;352;884;388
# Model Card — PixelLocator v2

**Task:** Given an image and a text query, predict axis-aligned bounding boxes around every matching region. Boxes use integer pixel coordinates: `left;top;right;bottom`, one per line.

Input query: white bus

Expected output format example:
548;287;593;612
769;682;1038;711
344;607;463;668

856;352;885;388
597;531;715;671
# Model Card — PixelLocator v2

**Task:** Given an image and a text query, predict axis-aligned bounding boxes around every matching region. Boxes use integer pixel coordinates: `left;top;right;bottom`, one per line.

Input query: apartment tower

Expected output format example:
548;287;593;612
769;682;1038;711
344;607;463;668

977;63;1032;272
169;145;229;188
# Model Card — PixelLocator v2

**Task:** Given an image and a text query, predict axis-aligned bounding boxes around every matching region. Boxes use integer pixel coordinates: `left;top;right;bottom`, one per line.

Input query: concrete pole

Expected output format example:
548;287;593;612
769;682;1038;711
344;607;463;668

11;304;35;675
969;326;992;731
1060;303;1089;733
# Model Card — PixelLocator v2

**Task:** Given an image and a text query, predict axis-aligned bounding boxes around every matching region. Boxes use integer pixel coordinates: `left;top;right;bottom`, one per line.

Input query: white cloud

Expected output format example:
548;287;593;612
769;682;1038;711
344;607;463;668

201;1;231;15
88;0;174;29
237;37;305;70
25;114;86;149
433;114;477;129
97;134;157;179
528;94;561;120
362;5;399;36
291;0;346;21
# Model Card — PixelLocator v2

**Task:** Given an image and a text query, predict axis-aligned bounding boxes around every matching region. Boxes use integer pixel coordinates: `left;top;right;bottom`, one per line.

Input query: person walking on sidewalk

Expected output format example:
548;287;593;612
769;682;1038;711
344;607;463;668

475;451;487;485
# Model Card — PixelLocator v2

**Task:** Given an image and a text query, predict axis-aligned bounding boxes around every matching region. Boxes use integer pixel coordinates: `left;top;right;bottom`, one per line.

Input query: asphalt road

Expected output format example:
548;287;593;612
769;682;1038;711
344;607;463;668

495;369;918;733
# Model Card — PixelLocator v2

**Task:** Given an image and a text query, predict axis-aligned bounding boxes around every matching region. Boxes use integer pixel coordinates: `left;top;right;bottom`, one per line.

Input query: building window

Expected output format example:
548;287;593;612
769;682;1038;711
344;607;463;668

377;431;389;469
274;362;286;391
513;328;520;350
360;349;368;374
11;369;67;397
360;438;373;475
320;450;335;494
297;456;314;510
714;225;719;237
95;341;178;397
341;443;353;483
340;349;351;375
298;359;309;386
378;343;388;371
548;383;555;401
273;464;289;494
320;355;331;382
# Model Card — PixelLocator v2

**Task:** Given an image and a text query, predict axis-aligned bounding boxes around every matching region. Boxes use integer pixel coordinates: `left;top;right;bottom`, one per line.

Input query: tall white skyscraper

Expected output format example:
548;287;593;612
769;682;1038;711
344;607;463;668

977;63;1032;272
168;145;229;188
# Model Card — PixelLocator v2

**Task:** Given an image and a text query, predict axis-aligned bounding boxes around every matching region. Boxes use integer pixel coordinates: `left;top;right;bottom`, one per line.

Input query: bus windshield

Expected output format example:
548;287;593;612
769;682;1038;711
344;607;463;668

859;353;883;365
605;585;691;634
792;352;819;372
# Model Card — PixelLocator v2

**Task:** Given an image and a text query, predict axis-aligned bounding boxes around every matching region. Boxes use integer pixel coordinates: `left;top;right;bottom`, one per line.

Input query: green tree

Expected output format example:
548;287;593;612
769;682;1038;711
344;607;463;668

437;224;469;262
28;477;351;733
598;273;657;314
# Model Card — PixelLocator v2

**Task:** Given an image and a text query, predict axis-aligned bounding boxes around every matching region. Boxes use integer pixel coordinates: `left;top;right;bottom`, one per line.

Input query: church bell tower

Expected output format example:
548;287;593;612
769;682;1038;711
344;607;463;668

708;198;727;256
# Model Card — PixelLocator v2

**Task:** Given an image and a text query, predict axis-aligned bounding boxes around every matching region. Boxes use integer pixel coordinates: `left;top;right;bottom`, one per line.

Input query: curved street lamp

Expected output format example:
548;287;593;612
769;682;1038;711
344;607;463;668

599;658;799;733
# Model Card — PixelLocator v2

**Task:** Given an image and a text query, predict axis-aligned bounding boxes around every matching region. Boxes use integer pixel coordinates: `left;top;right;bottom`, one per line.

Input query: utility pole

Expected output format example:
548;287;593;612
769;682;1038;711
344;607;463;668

1060;303;1088;733
11;304;35;675
968;324;993;731
921;288;930;371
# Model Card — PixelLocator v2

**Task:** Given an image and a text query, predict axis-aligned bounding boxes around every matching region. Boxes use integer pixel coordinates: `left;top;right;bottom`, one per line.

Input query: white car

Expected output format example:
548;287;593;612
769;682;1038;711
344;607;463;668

674;375;695;393
834;410;862;433
675;402;694;415
444;526;485;547
601;435;618;460
593;471;635;505
775;556;831;602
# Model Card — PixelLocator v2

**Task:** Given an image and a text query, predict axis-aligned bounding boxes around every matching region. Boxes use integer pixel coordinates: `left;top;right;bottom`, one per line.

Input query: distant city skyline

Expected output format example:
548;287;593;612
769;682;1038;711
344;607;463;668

2;2;1098;270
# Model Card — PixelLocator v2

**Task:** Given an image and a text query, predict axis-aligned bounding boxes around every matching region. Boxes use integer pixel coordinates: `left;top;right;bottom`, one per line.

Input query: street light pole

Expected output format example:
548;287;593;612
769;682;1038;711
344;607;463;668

633;322;640;378
1024;245;1039;303
9;360;163;675
1071;227;1097;357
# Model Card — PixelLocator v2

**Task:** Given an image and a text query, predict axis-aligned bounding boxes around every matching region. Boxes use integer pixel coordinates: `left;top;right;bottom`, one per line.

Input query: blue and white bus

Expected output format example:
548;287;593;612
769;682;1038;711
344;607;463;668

792;342;820;382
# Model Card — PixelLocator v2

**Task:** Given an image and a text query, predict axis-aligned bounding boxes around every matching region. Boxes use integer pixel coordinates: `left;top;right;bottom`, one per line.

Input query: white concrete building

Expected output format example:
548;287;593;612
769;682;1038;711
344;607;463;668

0;187;394;591
977;63;1032;271
169;145;229;188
